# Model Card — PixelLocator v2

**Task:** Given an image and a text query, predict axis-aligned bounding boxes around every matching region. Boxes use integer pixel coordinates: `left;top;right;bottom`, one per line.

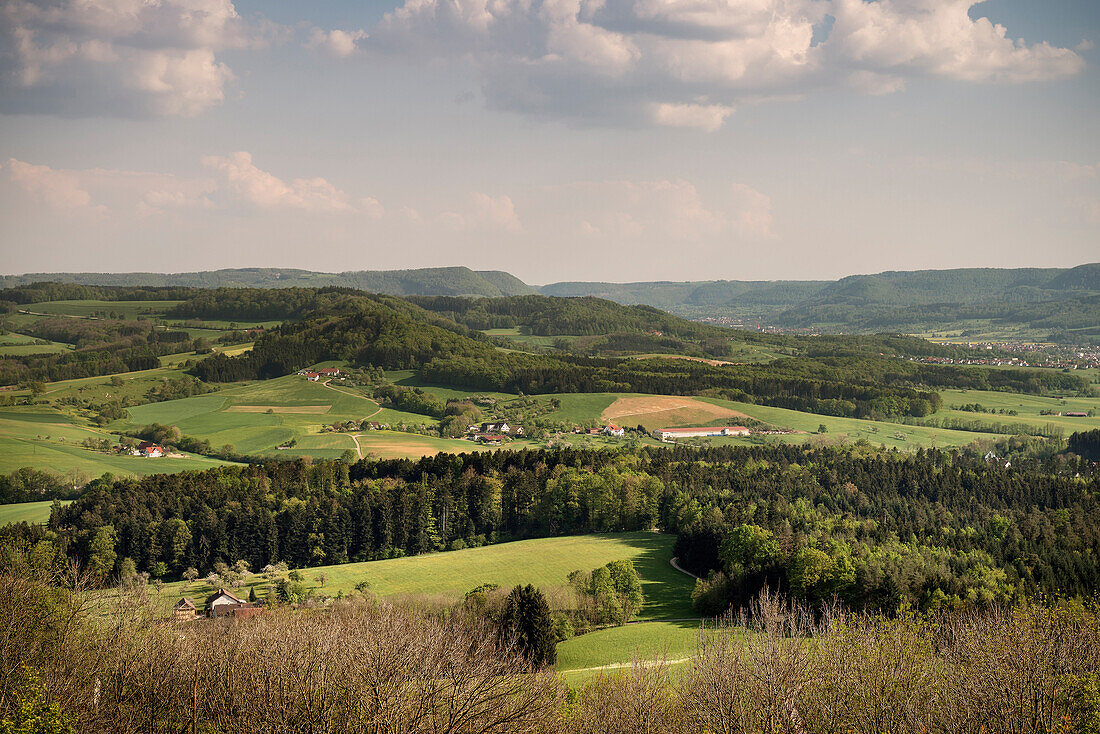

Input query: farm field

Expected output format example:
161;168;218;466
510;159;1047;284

936;388;1100;434
120;375;441;457
697;398;999;450
602;395;750;431
145;531;695;620
0;499;72;526
20;299;183;319
0;407;234;475
0;332;72;355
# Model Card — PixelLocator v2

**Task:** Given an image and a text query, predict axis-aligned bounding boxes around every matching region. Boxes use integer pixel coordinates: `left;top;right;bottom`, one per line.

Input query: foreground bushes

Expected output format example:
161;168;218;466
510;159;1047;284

3;564;1099;733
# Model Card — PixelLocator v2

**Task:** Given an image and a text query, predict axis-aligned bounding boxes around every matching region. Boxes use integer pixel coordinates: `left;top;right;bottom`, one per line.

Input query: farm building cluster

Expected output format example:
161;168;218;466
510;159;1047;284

297;367;342;382
466;422;525;444
114;440;169;458
173;589;263;622
652;426;751;441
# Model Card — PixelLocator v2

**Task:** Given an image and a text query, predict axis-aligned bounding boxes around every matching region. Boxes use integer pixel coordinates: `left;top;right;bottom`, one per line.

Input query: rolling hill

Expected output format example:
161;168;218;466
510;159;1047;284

0;267;534;297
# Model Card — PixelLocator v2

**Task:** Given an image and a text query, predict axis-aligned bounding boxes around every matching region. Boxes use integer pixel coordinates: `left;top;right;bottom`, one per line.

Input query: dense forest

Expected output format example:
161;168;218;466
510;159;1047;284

0;282;197;306
0;318;195;383
21;443;1097;613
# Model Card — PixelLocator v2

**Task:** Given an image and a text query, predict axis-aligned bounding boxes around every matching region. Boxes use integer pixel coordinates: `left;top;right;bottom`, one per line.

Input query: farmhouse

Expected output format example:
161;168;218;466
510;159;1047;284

603;424;625;437
480;422;510;434
1065;412;1088;417
137;441;164;458
172;597;196;622
653;426;751;441
317;367;341;377
477;434;509;445
303;372;320;382
204;588;262;619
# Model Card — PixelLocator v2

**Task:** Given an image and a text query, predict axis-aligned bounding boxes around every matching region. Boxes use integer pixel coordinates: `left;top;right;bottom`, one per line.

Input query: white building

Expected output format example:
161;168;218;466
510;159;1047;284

653;426;750;441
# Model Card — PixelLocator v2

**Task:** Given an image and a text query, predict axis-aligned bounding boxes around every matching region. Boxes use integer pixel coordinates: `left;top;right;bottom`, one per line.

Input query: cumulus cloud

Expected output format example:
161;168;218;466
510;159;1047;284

555;178;772;241
0;0;278;117
4;154;375;218
651;101;735;131
201;152;355;212
307;28;368;58
829;0;1086;83
440;193;523;232
4;158;100;212
368;0;1084;128
4;157;224;216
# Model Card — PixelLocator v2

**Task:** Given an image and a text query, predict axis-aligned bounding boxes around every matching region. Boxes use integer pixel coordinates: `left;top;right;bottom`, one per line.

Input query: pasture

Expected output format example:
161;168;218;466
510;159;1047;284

0;332;71;356
0;407;234;476
697;398;999;450
936;388;1100;434
0;499;72;526
121;375;438;457
148;531;695;619
21;299;182;320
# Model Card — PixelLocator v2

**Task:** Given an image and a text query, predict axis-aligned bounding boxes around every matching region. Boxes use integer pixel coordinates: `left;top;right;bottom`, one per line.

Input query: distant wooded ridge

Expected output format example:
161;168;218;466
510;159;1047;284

3;263;1098;341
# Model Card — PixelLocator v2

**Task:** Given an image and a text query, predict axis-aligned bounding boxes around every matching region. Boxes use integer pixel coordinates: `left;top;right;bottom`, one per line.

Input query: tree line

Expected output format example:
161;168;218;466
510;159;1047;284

13;443;1096;614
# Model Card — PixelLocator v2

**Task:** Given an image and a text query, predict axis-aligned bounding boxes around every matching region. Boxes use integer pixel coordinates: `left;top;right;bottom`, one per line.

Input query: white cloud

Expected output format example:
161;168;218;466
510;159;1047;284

3;157;223;217
5;158;100;213
440;193;523;232
0;0;276;117
845;70;905;95
369;0;1084;128
829;0;1085;83
554;178;772;240
307;28;368;58
201;152;355;212
651;101;735;131
4;154;371;217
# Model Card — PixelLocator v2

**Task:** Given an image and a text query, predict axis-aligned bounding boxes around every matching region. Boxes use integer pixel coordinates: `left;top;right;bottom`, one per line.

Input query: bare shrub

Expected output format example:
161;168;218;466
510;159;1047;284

568;656;684;734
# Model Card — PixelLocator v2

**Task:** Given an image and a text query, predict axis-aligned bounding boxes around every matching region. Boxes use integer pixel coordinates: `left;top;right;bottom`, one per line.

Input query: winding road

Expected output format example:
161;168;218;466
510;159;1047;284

320;379;384;460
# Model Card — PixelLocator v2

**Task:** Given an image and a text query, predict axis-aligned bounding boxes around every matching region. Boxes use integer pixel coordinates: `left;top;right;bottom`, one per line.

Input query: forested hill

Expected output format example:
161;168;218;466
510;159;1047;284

190;290;1088;418
538;264;1100;309
0;267;534;297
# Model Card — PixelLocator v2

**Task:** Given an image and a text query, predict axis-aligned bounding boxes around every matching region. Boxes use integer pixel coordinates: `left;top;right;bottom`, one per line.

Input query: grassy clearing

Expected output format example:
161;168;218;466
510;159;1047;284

119;375;432;456
22;299;183;319
936;388;1100;434
0;499;72;526
697;398;997;450
0;332;72;355
147;531;695;618
556;620;703;673
0;407;236;475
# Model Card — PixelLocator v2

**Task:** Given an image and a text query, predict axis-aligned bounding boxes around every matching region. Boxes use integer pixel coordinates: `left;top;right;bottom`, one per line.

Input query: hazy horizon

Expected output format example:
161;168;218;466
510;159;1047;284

2;260;1099;288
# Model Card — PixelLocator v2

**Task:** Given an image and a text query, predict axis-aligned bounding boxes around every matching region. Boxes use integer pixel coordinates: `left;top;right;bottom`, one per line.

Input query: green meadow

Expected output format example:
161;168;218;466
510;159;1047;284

119;532;702;674
0;499;73;526
0;407;234;476
936;388;1100;434
21;299;183;319
0;332;72;356
149;531;695;617
120;375;441;457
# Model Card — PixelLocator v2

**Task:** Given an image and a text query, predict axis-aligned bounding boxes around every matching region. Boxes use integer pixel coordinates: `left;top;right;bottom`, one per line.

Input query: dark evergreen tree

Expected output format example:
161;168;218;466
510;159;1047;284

499;585;556;668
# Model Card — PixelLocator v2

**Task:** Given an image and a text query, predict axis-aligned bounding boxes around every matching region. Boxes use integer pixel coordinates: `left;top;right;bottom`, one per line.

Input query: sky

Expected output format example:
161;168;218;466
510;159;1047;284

0;0;1097;285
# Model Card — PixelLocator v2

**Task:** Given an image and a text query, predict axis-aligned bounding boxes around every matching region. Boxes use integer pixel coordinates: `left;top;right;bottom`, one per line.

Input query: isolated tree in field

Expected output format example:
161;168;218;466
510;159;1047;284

183;567;198;584
88;526;117;581
499;585;556;668
606;560;645;622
